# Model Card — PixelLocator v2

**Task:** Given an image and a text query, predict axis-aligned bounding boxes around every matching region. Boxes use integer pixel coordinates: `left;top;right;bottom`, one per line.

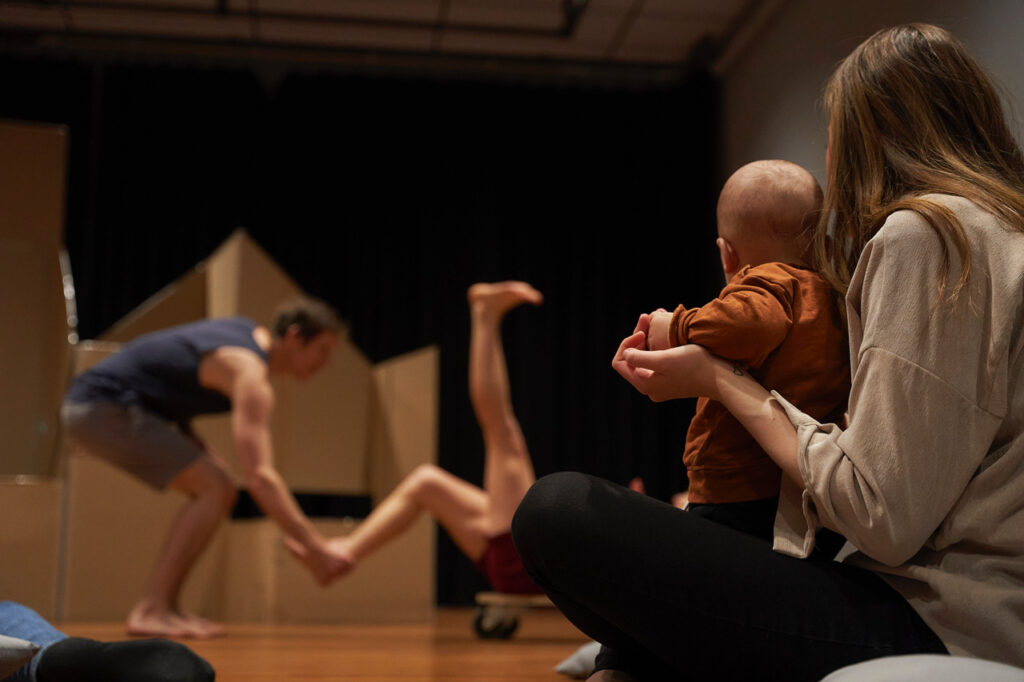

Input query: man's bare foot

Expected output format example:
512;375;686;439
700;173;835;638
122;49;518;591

126;604;210;639
180;611;226;638
283;536;354;586
467;281;543;319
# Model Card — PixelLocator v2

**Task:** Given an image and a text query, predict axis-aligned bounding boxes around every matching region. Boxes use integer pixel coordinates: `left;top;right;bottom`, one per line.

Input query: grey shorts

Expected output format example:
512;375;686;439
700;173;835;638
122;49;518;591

61;401;206;490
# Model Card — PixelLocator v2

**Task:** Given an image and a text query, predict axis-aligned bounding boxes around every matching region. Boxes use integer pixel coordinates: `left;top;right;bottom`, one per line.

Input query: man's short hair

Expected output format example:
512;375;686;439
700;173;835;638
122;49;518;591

272;297;347;341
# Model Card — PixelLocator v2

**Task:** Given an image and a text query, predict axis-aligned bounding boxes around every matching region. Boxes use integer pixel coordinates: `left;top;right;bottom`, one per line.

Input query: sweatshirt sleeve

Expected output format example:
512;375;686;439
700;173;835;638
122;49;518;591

670;265;796;369
772;209;1003;565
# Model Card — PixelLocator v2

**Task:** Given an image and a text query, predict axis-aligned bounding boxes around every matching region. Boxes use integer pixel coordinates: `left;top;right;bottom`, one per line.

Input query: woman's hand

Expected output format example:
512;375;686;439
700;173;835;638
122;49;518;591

612;318;724;402
613;315;803;486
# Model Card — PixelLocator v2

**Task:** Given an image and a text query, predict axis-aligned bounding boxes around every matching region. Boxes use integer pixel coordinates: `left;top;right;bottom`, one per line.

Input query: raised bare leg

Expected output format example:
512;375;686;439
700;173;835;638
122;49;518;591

326;463;491;565
126;455;236;639
465;281;543;535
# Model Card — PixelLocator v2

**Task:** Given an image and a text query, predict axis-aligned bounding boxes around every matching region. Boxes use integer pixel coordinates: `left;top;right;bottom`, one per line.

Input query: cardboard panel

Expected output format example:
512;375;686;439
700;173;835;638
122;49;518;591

274;340;373;494
0;121;71;476
205;231;243;320
100;266;208;342
0;121;66;248
213;520;278;622
0;242;65;475
369;346;440;500
207;229;302;326
0;477;63;620
71;340;122;373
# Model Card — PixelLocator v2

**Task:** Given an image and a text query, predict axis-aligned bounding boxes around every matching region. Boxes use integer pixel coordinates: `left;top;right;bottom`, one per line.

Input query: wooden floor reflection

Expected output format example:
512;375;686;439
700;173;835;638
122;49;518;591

60;607;588;681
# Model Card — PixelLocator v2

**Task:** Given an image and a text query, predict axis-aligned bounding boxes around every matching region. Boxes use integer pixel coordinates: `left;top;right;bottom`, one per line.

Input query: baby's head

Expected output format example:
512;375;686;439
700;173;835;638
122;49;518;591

715;160;822;281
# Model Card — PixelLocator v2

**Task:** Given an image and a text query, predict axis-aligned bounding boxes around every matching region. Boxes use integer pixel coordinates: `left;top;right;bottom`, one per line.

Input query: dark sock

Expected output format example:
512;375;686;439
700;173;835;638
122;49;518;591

36;637;214;682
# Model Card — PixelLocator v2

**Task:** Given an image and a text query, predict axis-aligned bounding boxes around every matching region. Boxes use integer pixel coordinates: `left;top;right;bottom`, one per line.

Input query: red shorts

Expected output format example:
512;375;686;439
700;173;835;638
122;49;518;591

473;531;544;595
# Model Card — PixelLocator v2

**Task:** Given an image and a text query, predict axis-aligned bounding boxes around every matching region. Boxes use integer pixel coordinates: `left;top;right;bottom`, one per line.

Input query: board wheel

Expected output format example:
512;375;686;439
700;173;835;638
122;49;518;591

472;605;520;639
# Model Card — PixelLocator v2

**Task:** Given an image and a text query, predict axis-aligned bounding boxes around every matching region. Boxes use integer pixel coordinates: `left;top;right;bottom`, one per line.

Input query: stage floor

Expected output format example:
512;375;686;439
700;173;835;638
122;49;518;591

60;607;589;681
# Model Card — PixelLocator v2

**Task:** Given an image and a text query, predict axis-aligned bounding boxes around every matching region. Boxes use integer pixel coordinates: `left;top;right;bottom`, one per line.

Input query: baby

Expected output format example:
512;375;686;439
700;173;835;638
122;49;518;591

646;159;850;541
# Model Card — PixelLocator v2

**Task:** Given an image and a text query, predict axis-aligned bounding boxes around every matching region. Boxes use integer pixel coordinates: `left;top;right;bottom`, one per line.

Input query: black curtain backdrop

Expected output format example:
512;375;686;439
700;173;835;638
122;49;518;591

1;52;721;604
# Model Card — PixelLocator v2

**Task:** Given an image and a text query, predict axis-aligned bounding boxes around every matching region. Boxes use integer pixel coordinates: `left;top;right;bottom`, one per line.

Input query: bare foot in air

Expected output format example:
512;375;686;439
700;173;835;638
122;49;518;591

467;281;544;319
126;603;214;639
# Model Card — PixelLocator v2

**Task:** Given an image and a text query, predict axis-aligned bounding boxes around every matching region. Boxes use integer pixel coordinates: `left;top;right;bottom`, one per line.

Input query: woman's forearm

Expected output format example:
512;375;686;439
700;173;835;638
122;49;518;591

713;361;804;488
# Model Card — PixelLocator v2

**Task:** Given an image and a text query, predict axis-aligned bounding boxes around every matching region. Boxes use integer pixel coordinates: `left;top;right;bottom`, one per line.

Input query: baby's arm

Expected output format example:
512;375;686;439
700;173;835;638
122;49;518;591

665;266;796;367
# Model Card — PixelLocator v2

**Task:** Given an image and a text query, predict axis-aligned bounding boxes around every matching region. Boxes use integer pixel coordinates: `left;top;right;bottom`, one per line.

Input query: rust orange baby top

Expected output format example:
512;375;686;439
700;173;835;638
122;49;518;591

670;262;850;503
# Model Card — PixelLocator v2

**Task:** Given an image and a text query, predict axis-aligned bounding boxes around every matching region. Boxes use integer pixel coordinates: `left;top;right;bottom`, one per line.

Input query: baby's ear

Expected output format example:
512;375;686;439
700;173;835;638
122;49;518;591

717;237;740;279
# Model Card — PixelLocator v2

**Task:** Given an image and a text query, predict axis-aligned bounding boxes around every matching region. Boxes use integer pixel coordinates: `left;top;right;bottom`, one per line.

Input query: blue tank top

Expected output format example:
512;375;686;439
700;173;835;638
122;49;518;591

66;317;268;424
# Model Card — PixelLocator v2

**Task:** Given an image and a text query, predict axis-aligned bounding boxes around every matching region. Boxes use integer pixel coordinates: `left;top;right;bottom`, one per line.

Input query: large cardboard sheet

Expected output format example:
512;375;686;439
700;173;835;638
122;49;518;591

0;121;72;476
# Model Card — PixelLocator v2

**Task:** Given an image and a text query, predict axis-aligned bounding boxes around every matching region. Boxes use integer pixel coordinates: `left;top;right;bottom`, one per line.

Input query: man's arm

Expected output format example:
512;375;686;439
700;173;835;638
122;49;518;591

230;370;317;542
200;349;348;585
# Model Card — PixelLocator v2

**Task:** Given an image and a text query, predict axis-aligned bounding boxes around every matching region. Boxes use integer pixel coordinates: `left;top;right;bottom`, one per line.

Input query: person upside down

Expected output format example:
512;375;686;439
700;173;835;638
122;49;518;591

291;281;545;594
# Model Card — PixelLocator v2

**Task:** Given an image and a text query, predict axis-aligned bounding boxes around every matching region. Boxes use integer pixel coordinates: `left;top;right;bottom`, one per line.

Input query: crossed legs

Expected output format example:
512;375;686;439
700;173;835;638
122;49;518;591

512;472;947;681
327;281;543;569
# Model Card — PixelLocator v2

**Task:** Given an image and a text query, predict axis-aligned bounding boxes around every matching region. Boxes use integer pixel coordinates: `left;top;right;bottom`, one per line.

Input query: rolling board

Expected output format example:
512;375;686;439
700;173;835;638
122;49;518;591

471;591;554;639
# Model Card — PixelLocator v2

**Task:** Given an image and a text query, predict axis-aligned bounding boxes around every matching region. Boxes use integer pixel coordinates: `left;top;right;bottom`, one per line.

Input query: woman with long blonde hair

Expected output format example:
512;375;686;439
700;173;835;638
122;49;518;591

512;24;1024;680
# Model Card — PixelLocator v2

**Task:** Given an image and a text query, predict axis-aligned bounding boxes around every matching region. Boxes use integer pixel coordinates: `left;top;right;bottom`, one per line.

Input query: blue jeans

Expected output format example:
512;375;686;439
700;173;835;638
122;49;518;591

511;473;948;681
0;602;67;682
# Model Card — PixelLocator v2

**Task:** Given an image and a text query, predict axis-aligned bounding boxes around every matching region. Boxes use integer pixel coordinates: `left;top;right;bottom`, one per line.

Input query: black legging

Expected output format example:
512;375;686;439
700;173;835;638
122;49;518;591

37;638;215;682
511;472;947;681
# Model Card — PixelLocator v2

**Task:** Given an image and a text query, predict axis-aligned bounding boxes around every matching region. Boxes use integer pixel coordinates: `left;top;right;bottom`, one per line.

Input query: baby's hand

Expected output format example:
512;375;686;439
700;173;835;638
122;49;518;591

647;309;672;351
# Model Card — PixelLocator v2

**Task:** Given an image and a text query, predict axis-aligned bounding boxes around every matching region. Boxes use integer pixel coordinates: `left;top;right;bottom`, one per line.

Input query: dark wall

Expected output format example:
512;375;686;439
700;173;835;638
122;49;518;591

1;52;721;604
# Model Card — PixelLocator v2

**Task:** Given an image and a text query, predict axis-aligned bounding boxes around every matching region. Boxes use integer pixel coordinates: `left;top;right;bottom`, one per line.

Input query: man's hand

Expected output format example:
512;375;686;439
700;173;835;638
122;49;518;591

284;536;353;586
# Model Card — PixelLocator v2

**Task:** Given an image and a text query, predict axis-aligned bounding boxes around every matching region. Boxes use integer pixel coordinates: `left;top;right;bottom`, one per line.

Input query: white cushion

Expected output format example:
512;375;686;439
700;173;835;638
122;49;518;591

822;655;1024;682
0;633;39;679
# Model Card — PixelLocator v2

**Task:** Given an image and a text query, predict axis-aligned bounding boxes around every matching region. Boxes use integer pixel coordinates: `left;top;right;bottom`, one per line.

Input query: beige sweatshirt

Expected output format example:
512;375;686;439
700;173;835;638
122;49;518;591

771;194;1024;666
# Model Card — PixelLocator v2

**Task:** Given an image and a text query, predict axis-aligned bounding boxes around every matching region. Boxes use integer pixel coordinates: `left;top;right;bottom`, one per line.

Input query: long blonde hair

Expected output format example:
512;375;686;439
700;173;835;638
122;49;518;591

816;23;1024;302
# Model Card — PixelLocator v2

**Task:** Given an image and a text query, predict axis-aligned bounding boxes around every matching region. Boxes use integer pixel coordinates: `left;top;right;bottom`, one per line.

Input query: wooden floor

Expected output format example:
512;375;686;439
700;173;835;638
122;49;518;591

60;608;590;681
